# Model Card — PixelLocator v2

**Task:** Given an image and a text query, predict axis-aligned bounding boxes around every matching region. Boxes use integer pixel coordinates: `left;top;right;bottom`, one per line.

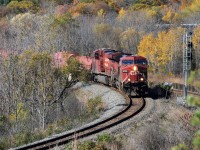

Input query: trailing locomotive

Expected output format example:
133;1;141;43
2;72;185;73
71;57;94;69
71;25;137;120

91;48;148;94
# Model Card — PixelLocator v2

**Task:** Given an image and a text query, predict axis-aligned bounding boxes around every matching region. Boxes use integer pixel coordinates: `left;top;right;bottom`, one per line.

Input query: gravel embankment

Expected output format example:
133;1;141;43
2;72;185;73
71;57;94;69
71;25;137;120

73;82;127;125
15;82;127;149
79;97;155;142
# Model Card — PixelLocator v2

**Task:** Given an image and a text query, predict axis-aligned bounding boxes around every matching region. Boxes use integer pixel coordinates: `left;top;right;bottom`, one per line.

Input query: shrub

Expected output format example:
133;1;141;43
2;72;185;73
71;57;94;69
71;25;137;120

129;4;149;11
13;131;32;147
97;133;112;143
79;0;95;3
7;0;36;13
78;140;95;150
87;96;103;114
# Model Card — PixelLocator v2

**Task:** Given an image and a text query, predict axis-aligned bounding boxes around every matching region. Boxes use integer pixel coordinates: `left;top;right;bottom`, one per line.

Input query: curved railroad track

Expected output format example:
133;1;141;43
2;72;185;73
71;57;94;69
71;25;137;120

13;82;200;150
14;87;146;150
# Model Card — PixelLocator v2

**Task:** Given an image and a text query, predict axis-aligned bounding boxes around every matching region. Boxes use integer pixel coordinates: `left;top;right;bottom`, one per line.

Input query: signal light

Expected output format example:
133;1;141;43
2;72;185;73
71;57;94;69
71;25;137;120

133;66;138;71
128;78;131;82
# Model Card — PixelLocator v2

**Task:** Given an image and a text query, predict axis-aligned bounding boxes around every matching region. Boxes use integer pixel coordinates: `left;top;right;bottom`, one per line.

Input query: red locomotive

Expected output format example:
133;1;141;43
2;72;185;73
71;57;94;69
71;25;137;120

54;48;148;94
91;48;148;94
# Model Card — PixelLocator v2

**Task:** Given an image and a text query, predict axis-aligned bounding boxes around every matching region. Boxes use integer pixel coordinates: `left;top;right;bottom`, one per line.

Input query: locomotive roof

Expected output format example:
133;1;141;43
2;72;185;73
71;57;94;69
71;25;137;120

113;53;131;62
121;55;147;59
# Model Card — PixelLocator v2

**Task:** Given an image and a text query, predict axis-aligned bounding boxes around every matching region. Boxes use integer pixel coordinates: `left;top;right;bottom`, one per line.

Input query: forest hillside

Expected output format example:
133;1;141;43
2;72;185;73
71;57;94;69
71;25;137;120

0;1;200;149
1;0;200;74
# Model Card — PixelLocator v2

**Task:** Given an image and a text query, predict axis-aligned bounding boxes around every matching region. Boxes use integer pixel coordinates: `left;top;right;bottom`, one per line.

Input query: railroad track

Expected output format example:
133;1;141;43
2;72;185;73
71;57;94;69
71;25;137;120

172;83;200;96
14;88;145;150
13;83;199;150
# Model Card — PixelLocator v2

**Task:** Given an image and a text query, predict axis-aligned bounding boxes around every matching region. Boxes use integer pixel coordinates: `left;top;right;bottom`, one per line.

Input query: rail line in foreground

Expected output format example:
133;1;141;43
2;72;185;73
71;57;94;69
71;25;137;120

14;89;145;150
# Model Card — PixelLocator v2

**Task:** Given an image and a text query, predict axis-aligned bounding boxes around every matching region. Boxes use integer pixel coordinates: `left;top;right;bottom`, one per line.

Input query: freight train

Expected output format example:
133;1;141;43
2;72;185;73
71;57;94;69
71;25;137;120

91;48;148;95
54;48;148;95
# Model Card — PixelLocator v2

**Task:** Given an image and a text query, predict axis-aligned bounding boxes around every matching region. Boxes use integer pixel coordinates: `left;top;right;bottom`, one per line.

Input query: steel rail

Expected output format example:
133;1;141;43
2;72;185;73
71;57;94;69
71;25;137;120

14;88;145;150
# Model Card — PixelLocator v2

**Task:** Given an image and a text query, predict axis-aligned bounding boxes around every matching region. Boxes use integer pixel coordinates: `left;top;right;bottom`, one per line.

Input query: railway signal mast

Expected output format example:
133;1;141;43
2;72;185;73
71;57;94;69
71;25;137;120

183;31;192;100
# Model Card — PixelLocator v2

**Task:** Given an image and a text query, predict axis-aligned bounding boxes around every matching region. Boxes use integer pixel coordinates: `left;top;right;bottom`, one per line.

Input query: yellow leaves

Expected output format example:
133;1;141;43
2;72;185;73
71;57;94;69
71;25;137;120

188;0;200;12
192;26;200;49
97;9;106;18
129;3;149;11
138;33;155;56
147;9;157;17
138;28;184;73
162;11;173;23
181;0;200;15
7;0;34;12
162;10;179;23
117;7;126;20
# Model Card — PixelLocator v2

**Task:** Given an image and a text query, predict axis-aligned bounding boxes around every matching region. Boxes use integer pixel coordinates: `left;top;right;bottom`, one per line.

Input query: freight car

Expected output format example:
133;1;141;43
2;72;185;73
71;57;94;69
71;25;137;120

91;48;148;95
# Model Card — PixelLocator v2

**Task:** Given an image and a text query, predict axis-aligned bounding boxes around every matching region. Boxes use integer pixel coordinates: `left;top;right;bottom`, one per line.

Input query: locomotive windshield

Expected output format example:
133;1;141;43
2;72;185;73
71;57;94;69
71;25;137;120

122;60;134;65
134;59;147;65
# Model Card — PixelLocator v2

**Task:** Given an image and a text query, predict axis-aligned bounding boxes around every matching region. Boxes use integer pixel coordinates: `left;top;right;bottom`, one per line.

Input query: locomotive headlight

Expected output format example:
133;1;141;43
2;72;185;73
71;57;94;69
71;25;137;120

133;66;138;71
140;77;144;81
128;78;131;82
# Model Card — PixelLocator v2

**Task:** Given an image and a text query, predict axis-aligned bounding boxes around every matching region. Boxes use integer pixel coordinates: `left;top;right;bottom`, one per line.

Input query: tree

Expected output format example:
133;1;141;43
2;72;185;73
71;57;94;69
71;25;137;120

138;33;158;72
18;51;87;129
7;0;35;13
162;10;179;23
0;50;88;131
138;27;184;74
119;28;141;54
192;26;200;70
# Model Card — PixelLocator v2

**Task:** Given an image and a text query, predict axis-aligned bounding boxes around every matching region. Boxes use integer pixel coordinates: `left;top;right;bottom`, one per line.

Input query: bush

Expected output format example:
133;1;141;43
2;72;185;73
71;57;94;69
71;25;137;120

87;96;103;114
97;133;112;143
13;131;32;147
0;138;9;150
79;0;95;3
78;140;95;150
129;4;149;11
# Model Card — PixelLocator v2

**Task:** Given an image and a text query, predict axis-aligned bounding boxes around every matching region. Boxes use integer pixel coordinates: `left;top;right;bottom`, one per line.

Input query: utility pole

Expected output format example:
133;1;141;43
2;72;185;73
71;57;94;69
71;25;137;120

183;31;192;100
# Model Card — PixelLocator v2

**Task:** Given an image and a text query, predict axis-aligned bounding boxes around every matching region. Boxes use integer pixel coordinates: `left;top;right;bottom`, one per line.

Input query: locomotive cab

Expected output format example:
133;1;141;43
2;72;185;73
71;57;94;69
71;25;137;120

119;55;148;94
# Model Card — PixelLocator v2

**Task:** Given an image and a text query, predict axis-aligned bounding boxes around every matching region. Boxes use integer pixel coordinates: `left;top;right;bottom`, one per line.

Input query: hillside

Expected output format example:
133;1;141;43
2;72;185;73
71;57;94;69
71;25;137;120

1;0;200;74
